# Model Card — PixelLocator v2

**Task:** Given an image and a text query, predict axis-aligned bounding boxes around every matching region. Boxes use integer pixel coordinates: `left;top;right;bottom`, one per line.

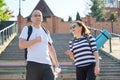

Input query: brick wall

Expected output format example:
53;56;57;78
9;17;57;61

17;15;120;34
17;16;70;34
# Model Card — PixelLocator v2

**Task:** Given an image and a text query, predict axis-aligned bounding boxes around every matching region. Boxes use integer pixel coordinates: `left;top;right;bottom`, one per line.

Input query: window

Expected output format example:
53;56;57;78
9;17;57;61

105;0;118;8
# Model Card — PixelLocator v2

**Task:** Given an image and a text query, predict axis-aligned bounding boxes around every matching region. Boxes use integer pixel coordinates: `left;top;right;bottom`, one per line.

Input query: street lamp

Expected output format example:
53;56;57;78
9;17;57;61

111;20;114;33
18;0;25;16
18;0;21;16
17;0;25;33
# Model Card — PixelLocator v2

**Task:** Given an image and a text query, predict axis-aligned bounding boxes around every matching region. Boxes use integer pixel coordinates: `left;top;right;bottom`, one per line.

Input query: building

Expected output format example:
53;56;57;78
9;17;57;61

105;0;120;18
105;0;118;8
27;0;54;22
17;0;70;34
17;0;120;34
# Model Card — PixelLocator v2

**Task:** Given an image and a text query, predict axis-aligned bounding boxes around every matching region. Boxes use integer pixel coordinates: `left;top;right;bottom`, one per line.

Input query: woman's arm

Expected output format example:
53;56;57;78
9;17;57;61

93;51;100;75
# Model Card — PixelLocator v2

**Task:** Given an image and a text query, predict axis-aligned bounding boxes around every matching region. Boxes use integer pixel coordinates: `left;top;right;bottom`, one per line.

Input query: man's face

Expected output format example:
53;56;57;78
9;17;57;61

31;10;43;24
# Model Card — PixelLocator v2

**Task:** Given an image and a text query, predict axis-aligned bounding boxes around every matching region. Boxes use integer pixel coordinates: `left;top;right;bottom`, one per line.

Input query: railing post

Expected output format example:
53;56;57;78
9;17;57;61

111;20;114;33
5;29;7;40
109;38;112;53
94;29;97;37
0;33;1;45
2;31;4;45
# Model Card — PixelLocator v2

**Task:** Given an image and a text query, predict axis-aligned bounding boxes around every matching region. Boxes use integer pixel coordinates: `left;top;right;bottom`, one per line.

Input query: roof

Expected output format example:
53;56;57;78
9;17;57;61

27;0;54;21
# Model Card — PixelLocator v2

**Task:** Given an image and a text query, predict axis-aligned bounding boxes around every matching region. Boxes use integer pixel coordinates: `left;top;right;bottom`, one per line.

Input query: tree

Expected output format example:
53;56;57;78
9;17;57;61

68;16;72;22
76;12;81;21
90;0;105;21
109;12;116;21
0;0;13;21
61;18;64;22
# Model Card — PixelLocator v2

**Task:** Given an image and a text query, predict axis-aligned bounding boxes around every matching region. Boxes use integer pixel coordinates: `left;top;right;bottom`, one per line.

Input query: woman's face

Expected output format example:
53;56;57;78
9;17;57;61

70;23;82;36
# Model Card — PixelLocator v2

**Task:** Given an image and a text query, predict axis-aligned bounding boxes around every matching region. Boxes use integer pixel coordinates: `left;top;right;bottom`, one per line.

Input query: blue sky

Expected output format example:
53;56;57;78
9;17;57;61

5;0;91;21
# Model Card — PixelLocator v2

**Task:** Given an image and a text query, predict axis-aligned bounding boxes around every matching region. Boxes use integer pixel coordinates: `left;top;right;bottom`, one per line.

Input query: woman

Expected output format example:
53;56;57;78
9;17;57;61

65;21;100;80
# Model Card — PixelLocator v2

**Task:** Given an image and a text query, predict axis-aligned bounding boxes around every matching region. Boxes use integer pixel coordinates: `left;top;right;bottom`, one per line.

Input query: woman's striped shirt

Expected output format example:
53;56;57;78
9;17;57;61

69;34;98;67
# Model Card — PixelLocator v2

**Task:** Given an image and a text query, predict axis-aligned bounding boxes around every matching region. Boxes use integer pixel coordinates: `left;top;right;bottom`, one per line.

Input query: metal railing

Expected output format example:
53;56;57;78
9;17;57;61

0;22;17;45
89;27;120;53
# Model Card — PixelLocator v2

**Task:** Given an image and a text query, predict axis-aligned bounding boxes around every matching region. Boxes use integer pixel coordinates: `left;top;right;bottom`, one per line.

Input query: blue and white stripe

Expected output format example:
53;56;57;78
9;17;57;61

69;34;98;67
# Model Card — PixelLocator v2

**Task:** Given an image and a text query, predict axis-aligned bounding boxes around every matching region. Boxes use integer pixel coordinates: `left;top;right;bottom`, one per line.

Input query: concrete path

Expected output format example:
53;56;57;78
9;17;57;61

0;60;73;66
101;37;120;60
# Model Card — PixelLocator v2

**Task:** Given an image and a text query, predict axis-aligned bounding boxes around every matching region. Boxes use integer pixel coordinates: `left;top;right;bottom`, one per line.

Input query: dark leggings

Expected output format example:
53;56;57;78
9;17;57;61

76;63;96;80
26;61;54;80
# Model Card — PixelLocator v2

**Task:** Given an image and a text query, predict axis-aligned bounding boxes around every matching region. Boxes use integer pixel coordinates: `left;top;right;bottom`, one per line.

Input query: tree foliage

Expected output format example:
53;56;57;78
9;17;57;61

61;18;64;22
109;12;116;21
0;0;13;21
76;12;81;21
68;16;72;22
90;0;105;21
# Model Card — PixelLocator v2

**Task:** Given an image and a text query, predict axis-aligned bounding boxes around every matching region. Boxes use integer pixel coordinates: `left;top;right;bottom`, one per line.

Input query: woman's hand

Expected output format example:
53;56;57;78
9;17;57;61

94;67;100;76
65;50;72;55
65;50;74;60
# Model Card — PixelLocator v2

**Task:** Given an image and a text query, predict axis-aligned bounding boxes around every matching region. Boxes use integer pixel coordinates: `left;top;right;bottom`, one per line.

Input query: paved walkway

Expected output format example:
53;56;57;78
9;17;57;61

0;60;73;66
0;60;26;66
101;37;120;60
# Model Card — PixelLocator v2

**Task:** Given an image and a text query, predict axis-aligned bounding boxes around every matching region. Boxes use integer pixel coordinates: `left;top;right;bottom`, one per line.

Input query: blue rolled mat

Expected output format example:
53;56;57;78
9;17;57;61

96;29;112;50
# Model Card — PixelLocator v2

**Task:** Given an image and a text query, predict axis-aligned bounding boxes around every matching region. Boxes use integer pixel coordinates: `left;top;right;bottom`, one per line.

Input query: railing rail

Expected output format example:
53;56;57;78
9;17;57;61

0;22;17;54
111;33;120;37
0;22;17;45
89;27;120;53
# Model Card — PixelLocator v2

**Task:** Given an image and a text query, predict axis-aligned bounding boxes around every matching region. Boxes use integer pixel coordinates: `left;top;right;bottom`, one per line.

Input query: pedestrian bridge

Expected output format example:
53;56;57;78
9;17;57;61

0;22;120;80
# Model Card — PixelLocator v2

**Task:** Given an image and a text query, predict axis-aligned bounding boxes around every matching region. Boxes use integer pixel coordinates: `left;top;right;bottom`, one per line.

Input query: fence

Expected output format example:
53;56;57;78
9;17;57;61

0;22;17;45
89;27;120;55
0;22;17;54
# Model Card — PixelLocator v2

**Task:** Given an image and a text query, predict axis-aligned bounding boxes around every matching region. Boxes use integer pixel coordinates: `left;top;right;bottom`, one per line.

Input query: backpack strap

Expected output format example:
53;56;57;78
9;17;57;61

71;35;92;50
84;34;92;51
42;27;48;34
27;25;33;41
42;27;52;46
24;25;33;60
71;39;74;49
84;35;91;45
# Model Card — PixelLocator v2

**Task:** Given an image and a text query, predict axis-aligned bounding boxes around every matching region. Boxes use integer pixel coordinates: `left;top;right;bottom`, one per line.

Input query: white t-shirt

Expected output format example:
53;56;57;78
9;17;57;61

19;26;53;65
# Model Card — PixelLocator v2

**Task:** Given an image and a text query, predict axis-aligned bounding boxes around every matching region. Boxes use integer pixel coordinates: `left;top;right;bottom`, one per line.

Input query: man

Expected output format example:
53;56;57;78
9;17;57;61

19;10;60;80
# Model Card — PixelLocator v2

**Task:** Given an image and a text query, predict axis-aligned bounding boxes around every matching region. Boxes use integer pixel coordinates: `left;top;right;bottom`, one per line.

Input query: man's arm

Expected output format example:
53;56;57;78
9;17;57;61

19;36;41;49
48;44;59;67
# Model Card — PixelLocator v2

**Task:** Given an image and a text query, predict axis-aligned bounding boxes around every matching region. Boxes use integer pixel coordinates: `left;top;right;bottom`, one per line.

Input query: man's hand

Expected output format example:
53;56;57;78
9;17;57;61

35;36;42;43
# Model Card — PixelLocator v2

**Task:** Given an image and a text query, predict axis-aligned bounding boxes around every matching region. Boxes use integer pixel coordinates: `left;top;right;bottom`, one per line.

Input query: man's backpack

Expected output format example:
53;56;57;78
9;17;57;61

24;26;48;60
24;26;33;59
